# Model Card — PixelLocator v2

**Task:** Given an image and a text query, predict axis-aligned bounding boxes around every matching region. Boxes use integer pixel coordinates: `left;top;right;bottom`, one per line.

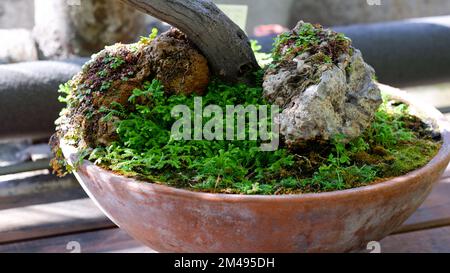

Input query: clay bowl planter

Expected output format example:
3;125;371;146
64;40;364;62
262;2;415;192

62;84;450;253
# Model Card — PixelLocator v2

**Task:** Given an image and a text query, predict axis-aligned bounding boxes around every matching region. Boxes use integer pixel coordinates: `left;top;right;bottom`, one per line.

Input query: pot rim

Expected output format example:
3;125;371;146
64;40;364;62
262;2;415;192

62;83;450;202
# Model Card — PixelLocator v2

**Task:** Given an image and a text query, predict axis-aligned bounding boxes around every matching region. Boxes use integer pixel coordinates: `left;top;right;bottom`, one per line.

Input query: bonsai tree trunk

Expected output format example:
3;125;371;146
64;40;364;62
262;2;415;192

33;0;146;59
121;0;259;83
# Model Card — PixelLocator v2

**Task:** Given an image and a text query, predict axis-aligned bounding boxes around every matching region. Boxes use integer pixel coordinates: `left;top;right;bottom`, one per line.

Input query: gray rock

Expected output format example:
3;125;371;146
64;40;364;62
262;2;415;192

263;50;382;145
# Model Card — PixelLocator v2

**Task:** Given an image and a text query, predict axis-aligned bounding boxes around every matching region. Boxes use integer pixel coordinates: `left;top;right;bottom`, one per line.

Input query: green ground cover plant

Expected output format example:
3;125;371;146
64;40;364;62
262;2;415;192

62;78;440;195
52;28;442;195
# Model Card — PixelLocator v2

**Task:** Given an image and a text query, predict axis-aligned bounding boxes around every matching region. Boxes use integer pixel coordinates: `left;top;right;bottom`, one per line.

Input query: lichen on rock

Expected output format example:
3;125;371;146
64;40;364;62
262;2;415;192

263;21;382;146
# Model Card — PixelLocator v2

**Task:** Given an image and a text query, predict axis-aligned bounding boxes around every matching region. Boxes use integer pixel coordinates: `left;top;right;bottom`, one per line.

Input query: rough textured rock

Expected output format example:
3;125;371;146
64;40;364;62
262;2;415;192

149;29;210;96
263;22;382;145
56;28;209;148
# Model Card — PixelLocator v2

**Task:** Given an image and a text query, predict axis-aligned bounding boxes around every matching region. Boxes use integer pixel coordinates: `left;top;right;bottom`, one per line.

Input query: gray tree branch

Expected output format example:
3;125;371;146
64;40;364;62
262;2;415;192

120;0;259;83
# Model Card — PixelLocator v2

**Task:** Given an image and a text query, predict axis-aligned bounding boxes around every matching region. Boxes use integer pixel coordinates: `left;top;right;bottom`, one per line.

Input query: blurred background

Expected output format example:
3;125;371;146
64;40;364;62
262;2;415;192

0;0;450;252
4;0;450;37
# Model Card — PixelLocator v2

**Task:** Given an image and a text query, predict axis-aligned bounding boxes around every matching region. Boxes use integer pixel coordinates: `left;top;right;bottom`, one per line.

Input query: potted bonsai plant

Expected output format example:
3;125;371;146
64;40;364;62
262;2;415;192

50;0;450;252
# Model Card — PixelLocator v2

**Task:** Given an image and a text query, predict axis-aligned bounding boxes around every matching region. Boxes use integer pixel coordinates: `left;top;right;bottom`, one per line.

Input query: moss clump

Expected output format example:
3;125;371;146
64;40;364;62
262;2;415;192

271;21;352;65
382;139;441;177
83;80;295;194
55;78;441;195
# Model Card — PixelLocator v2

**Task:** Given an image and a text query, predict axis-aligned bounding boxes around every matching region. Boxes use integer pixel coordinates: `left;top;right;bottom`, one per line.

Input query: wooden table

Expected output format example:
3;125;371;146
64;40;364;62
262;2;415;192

1;166;450;253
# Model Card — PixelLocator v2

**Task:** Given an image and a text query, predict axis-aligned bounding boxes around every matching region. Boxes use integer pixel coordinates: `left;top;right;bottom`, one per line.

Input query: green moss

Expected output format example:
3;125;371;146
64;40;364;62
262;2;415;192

65;80;441;195
139;28;159;45
271;22;352;64
382;139;441;177
52;26;441;195
105;56;125;70
99;80;112;92
83;80;295;195
97;69;108;78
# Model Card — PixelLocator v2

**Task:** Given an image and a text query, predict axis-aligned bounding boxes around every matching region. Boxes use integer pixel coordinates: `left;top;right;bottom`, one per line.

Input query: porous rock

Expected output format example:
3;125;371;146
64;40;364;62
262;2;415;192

55;28;209;148
149;29;210;96
263;22;382;145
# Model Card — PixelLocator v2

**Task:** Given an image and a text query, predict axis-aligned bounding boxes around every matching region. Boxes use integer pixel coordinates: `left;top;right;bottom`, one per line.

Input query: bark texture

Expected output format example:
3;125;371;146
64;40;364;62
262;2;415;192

121;0;259;83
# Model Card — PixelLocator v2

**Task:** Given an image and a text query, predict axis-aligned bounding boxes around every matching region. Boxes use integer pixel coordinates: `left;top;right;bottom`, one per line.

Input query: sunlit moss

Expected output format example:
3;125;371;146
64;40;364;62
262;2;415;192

79;81;441;195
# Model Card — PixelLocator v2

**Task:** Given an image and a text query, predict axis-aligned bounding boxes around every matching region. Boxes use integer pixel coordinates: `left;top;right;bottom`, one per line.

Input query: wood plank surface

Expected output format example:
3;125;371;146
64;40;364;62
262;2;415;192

0;172;84;210
381;226;450;253
3;224;450;253
0;186;87;211
0;228;153;253
395;170;450;233
0;198;114;244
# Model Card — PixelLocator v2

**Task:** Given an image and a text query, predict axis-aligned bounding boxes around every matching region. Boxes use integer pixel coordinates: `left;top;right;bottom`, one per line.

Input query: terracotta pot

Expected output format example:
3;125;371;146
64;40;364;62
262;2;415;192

62;84;450;253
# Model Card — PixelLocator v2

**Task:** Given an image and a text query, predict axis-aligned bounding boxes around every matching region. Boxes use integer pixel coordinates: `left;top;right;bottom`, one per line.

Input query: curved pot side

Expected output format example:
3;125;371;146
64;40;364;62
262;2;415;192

63;84;450;253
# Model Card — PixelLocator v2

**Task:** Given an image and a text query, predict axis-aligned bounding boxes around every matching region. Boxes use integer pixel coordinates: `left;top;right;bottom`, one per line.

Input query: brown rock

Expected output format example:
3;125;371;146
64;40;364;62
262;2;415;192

149;29;210;96
55;28;210;148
